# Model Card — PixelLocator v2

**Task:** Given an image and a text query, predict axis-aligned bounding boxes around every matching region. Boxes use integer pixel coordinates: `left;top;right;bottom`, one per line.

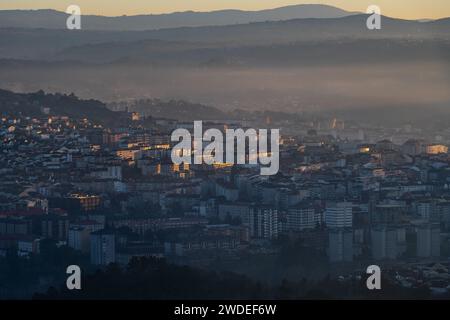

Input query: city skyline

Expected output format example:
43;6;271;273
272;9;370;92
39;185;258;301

1;0;450;304
1;0;450;20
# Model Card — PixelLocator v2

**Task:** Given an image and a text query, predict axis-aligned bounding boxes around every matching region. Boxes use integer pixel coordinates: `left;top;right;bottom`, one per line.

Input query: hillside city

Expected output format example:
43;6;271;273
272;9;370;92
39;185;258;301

2;90;450;298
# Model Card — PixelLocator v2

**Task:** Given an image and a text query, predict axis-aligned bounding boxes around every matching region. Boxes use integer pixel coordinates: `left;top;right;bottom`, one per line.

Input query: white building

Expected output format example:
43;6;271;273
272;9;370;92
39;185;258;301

18;238;40;256
249;206;278;240
68;227;91;253
325;202;353;228
287;205;318;231
90;231;116;266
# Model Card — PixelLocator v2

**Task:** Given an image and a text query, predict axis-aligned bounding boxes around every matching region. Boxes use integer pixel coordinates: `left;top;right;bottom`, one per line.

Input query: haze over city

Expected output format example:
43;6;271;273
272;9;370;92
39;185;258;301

1;0;450;305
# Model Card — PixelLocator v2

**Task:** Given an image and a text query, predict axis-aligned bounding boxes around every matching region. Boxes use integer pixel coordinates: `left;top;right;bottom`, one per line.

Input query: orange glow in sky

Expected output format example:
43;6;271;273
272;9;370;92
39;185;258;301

1;1;449;20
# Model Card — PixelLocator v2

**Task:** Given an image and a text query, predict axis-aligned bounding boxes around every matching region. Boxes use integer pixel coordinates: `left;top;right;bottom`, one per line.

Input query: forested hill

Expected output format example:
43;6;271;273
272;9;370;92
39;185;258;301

0;89;121;125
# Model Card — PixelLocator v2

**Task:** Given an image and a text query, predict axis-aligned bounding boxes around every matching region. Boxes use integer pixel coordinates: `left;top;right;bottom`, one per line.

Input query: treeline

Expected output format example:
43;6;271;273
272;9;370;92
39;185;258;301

110;99;227;121
33;256;434;300
0;89;125;126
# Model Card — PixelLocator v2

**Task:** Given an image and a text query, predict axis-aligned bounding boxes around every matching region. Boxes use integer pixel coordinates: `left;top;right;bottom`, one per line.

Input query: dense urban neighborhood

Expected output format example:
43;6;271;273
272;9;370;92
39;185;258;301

1;89;450;298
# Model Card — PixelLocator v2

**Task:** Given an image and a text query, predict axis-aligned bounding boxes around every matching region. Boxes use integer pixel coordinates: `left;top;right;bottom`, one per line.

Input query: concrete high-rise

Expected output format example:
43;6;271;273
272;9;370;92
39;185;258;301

328;228;353;262
325;202;352;228
90;230;116;265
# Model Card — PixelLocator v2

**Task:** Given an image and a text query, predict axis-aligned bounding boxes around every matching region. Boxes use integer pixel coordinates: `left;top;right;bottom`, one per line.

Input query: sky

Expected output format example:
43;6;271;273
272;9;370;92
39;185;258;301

0;0;449;20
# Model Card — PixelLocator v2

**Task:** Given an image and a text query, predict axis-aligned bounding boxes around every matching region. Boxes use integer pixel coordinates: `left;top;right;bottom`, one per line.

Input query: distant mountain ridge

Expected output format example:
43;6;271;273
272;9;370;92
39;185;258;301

0;8;449;114
0;4;358;30
1;14;449;61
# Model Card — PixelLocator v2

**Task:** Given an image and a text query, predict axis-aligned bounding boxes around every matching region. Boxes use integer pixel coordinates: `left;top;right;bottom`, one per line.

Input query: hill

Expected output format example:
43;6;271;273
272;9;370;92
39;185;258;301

1;15;449;60
0;5;357;31
0;89;120;125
